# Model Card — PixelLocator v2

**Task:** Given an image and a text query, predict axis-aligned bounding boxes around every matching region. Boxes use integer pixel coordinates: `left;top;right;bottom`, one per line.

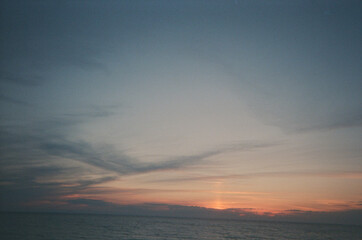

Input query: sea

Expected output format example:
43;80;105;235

1;212;361;240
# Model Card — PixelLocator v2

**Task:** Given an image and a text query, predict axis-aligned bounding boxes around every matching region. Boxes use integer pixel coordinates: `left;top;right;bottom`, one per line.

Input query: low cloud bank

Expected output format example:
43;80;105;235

7;198;361;226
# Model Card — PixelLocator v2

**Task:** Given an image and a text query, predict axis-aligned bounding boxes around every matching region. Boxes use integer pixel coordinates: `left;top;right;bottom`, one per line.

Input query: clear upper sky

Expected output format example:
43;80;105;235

0;0;361;224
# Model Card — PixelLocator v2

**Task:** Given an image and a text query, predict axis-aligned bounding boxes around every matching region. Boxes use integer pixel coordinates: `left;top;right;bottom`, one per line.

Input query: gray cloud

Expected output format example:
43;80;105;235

16;198;362;225
0;107;121;210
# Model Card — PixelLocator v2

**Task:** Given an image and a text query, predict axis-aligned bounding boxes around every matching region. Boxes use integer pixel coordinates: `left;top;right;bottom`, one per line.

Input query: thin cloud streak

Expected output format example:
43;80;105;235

296;112;362;132
78;186;270;196
153;171;362;183
41;139;279;177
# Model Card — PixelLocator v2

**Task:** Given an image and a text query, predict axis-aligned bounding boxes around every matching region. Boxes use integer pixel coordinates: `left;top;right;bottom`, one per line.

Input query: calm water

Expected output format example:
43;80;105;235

1;212;361;240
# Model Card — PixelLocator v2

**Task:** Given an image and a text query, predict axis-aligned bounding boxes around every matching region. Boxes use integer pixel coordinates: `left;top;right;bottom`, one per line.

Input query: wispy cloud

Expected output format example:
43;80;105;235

1;103;278;210
152;171;362;183
75;186;270;197
0;107;120;210
41;138;276;177
295;112;362;132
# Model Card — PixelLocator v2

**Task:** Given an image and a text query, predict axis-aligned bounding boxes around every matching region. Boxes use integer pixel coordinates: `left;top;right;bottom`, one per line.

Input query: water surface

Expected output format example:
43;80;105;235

1;212;361;240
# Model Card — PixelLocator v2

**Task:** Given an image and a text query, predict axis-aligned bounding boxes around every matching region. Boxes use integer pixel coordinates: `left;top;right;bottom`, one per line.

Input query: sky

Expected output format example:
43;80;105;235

0;0;361;225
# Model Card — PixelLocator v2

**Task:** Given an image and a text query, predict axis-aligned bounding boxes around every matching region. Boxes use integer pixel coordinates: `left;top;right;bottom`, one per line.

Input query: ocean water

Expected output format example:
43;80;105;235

1;212;361;240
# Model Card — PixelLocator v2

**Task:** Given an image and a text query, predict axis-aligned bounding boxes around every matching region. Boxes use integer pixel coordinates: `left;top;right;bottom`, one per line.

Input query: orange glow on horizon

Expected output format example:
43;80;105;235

43;189;362;218
54;177;362;217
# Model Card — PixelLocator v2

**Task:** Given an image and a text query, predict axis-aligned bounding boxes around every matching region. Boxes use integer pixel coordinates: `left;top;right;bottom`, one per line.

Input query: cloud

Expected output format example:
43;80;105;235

0;159;118;210
67;198;113;207
0;102;278;211
41;139;279;177
295;112;362;132
75;186;270;198
152;171;362;183
15;198;362;225
0;107;121;210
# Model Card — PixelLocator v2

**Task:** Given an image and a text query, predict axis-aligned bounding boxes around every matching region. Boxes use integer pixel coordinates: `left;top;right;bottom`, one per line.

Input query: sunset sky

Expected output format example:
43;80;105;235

1;0;361;224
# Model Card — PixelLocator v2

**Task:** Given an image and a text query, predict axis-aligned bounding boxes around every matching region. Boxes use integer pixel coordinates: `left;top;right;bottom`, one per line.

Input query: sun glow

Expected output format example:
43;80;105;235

212;199;225;210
